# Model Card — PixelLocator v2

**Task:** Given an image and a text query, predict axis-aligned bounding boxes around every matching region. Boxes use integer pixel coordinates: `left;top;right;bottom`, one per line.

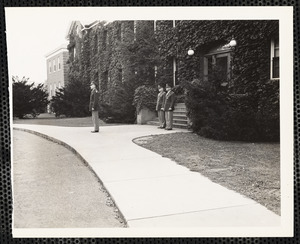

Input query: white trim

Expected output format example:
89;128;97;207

134;21;137;41
81;20;100;31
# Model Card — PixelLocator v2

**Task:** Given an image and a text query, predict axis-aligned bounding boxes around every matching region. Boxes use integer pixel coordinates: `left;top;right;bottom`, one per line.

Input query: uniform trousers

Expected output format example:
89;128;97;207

158;110;166;128
165;110;173;129
92;110;99;131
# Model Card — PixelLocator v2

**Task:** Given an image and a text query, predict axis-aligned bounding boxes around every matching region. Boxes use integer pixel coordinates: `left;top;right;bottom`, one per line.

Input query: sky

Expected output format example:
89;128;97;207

5;6;291;85
5;8;94;84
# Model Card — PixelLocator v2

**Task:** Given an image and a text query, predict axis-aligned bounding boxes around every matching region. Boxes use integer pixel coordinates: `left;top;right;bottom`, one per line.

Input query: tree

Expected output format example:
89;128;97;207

50;74;90;117
13;76;49;119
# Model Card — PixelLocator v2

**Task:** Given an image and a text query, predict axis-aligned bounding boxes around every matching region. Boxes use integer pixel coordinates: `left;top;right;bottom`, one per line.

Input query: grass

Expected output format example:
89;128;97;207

13;113;123;127
134;132;280;215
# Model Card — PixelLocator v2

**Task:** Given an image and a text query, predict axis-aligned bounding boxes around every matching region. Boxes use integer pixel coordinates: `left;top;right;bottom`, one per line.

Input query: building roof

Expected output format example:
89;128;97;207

45;43;68;58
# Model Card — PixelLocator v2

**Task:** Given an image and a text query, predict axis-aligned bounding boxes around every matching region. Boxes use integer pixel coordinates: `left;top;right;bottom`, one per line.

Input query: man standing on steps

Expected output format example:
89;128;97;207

89;81;100;133
163;83;176;130
156;84;166;129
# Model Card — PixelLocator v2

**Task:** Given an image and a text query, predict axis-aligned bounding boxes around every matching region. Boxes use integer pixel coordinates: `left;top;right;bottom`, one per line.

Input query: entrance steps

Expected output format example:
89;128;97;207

146;103;189;129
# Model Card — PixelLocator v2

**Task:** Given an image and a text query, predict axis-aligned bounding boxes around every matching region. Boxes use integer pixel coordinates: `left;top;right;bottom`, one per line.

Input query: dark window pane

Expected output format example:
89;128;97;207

273;57;279;78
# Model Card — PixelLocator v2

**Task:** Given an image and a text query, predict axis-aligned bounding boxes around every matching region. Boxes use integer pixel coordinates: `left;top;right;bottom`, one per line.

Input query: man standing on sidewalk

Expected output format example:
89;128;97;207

156;84;166;129
163;83;176;130
89;81;100;133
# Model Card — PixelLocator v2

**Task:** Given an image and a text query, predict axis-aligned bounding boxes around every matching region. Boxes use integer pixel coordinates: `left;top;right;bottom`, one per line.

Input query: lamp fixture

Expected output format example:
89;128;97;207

229;38;237;47
188;49;194;56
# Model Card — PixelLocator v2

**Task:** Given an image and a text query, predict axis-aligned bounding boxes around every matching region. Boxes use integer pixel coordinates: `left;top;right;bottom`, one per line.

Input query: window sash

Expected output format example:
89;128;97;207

270;38;279;79
204;52;231;81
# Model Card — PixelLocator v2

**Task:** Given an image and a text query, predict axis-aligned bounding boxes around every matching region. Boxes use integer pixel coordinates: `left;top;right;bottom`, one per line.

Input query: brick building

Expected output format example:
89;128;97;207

45;43;69;102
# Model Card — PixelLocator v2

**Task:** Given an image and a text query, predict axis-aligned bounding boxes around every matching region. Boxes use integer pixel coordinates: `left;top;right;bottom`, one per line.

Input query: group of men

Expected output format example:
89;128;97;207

156;83;176;130
89;82;176;133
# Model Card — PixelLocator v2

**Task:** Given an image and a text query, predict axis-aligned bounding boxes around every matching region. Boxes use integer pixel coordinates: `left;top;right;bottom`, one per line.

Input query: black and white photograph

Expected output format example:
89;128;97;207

5;7;293;237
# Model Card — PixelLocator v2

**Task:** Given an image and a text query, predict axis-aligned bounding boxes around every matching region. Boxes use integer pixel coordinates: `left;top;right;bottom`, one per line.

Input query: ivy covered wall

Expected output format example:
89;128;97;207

66;20;279;140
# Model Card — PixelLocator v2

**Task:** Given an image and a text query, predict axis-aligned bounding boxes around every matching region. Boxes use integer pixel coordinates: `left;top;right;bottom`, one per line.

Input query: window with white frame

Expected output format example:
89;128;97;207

271;37;279;79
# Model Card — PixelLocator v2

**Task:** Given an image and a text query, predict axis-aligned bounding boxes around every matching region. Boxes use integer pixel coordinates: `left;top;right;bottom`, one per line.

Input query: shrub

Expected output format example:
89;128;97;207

133;85;157;113
13;76;49;119
50;78;90;117
182;77;279;142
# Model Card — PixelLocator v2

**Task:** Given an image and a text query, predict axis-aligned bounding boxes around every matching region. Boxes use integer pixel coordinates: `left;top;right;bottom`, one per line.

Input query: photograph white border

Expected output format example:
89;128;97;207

6;6;294;238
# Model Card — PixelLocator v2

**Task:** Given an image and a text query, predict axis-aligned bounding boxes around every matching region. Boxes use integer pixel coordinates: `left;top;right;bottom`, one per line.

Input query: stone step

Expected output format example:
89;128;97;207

173;123;189;129
175;103;186;108
174;107;187;111
173;119;188;125
173;113;187;118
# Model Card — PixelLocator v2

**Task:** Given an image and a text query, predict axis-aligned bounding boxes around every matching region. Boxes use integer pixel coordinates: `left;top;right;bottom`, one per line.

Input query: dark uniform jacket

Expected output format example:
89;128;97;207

163;90;176;111
89;89;100;111
156;91;166;111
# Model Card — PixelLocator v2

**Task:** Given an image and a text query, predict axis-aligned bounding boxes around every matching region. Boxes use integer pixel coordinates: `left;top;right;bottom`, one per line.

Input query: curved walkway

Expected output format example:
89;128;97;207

13;124;280;230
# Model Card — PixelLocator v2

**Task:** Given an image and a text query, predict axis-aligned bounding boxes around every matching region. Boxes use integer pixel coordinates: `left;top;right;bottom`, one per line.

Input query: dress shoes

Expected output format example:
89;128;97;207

91;130;99;133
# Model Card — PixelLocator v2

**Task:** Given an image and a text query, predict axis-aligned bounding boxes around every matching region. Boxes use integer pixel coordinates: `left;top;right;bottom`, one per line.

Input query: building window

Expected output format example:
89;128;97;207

103;71;108;90
50;84;52;97
58;57;61;70
203;44;232;83
103;30;107;50
117;23;122;42
49;62;52;73
53;59;56;72
58;82;61;89
73;47;76;59
53;84;56;95
271;38;279;79
118;68;123;83
94;35;98;52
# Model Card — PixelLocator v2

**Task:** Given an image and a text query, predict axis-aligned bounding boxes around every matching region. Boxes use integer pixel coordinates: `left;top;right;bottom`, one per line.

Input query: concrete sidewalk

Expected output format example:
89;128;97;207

13;124;280;228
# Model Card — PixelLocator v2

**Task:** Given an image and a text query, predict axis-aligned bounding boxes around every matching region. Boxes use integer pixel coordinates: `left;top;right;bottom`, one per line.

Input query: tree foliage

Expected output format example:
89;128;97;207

13;76;48;119
50;67;90;117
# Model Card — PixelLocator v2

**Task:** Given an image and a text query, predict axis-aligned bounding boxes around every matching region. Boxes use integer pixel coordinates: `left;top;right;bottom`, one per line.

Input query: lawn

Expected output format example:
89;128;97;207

13;113;122;127
134;132;280;215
